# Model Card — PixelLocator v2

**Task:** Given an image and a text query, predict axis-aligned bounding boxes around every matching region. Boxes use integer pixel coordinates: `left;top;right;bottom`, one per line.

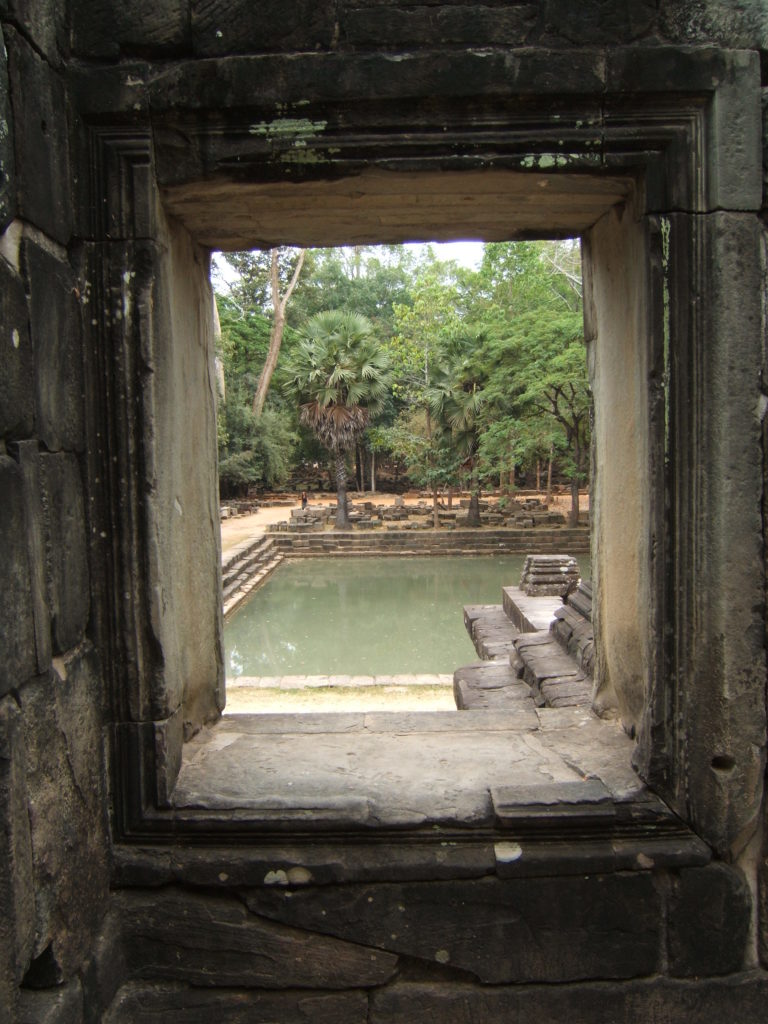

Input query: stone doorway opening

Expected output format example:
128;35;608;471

141;167;659;829
90;48;763;859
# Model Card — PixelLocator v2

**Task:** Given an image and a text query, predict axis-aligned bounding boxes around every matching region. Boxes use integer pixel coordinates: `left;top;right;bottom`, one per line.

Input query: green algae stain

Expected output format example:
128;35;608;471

249;118;328;143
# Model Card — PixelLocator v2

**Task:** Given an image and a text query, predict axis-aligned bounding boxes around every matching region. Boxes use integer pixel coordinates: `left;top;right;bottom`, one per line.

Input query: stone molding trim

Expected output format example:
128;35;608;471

77;47;765;860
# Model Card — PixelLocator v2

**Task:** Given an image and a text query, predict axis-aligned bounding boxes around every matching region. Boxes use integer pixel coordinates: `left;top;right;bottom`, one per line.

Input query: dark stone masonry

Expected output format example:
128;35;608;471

1;1;768;1020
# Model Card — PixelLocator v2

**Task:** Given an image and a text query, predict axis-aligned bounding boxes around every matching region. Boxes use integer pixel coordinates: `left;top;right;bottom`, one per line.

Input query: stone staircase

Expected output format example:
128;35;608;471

269;527;590;558
456;561;594;712
221;535;284;617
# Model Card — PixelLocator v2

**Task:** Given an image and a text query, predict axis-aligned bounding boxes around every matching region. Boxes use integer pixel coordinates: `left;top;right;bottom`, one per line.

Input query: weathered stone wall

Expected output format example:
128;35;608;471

585;206;656;731
0;5;111;1021
63;0;768;57
0;1;767;1021
758;35;768;981
143;207;224;740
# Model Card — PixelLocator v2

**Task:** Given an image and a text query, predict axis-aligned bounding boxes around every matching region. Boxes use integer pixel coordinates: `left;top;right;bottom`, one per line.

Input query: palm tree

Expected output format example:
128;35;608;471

285;310;391;529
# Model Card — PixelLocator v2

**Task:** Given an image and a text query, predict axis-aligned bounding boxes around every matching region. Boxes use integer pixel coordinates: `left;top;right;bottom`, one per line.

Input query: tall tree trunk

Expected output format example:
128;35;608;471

334;451;350;529
425;408;439;527
546;445;554;505
370;450;376;494
252;248;305;418
568;434;581;527
354;443;362;492
466;468;481;527
569;476;580;526
447;486;453;510
536;459;541;492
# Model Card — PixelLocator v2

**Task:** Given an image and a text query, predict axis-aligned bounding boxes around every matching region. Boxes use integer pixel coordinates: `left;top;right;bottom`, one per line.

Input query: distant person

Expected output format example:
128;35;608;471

301;491;308;510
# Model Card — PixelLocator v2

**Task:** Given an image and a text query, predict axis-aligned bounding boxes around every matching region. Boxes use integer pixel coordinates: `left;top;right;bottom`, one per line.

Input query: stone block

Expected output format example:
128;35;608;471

16;441;52;672
149;48;606;125
104;982;367;1024
370;975;768;1024
17;980;84;1023
708;51;763;213
0;25;15;231
79;909;128;1024
658;0;768;49
116;888;399;989
192;0;337;55
667;863;752;977
607;49;762;212
0;455;36;696
0;696;35;1003
40;453;89;653
343;4;539;48
4;0;67;65
70;0;189;59
0;255;33;438
453;662;536;719
542;0;656;44
6;30;72;244
23;239;84;452
19;647;109;979
247;874;661;983
67;62;151;120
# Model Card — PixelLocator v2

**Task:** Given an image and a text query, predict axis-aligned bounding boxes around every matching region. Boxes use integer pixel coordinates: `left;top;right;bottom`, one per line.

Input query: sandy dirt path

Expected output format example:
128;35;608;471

219;490;584;558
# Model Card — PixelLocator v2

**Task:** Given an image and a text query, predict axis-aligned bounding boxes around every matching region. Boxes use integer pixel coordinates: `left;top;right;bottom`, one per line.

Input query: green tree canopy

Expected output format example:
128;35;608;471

284;310;392;527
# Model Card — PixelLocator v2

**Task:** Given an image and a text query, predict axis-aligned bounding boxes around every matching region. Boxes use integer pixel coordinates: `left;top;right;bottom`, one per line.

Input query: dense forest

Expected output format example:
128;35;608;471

214;240;590;525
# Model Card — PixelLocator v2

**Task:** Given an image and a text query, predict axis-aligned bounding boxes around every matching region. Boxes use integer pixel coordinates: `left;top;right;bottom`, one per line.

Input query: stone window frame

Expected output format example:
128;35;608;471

76;47;765;864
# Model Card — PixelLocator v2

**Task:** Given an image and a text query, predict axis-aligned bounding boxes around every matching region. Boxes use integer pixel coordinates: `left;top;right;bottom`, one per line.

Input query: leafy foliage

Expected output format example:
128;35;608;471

284;310;392;525
214;240;590;513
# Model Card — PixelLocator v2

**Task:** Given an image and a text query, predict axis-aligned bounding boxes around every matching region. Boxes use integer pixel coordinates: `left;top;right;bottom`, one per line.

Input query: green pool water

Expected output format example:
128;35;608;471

225;554;590;679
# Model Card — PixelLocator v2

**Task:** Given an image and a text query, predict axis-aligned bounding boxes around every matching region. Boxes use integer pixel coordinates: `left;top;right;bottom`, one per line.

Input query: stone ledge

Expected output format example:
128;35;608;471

227;673;453;690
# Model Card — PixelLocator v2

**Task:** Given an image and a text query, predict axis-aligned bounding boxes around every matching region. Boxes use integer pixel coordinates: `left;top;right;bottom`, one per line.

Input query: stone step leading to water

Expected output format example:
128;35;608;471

268;528;590;558
502;587;564;632
222;554;284;618
512;631;591;708
463;604;521;661
565;579;593;622
222;535;277;583
551;603;596;677
453;661;537;717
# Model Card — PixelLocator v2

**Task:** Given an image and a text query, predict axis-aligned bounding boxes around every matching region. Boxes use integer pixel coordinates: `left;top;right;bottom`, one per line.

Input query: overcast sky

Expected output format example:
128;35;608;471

211;240;485;293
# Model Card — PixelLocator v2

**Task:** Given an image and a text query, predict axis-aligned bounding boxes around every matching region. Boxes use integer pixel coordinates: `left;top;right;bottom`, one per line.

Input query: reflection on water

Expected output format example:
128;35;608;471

225;554;589;678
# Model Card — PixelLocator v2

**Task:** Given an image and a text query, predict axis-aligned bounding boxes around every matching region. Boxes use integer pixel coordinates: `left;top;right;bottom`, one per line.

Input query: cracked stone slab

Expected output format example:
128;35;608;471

534;712;643;801
246;872;660;984
173;711;581;826
114;888;398;990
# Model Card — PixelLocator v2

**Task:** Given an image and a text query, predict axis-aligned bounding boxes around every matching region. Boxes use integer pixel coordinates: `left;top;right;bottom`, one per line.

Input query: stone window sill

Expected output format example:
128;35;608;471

151;707;712;882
